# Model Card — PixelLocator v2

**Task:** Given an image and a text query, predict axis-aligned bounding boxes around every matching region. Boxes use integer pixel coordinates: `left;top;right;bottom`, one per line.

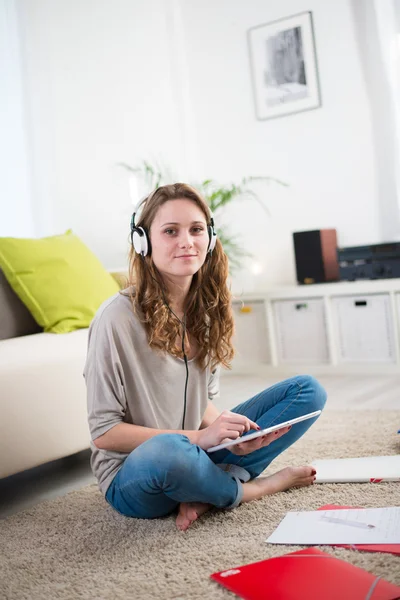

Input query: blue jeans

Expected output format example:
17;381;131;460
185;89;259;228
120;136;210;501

105;375;327;518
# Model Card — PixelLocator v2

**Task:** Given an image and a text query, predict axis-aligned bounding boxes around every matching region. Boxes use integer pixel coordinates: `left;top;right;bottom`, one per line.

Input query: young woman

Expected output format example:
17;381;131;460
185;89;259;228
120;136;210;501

84;183;327;531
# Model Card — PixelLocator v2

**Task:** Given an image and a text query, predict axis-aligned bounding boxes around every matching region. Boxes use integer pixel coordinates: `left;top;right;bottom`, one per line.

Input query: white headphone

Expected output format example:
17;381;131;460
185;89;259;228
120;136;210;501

130;194;217;257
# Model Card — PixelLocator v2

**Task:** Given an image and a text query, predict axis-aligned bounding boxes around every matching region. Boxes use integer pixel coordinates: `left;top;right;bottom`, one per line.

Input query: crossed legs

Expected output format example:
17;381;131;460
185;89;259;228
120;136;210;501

105;375;327;529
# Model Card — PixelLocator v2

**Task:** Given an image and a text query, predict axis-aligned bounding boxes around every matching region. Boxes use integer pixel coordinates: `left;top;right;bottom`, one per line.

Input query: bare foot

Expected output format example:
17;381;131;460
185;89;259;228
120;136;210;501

175;466;315;530
176;502;212;531
242;465;316;503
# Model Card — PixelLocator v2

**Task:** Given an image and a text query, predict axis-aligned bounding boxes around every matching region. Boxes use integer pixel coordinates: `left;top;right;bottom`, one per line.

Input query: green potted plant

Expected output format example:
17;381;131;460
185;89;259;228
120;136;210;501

118;160;287;271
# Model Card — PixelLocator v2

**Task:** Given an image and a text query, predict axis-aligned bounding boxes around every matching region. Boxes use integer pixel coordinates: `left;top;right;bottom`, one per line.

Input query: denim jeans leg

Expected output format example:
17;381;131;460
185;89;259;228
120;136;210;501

209;375;327;479
105;433;243;519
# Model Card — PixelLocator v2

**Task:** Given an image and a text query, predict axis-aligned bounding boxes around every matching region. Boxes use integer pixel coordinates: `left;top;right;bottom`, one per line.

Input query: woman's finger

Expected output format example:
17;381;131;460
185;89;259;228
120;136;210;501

245;417;259;431
238;434;266;448
260;427;291;446
224;420;258;434
225;412;259;432
220;430;243;442
224;423;247;433
274;425;291;437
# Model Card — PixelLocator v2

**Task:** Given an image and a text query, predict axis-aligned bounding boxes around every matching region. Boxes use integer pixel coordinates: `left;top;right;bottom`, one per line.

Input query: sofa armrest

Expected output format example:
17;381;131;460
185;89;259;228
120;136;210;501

0;330;91;478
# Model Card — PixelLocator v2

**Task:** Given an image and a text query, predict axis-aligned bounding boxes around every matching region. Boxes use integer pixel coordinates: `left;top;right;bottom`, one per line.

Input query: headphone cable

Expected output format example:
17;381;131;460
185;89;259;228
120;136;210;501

140;255;189;429
181;312;189;431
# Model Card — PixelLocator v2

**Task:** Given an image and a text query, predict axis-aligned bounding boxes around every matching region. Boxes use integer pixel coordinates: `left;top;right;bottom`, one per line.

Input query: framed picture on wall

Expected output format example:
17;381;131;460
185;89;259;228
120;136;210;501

248;11;321;121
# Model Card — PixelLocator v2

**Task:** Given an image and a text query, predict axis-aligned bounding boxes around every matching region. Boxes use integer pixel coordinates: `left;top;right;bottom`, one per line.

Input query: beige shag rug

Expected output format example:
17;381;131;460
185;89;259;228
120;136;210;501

1;410;399;600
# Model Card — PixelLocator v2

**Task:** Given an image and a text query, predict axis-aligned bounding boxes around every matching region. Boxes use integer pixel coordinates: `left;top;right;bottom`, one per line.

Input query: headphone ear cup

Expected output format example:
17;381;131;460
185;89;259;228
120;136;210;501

132;226;149;256
207;225;217;254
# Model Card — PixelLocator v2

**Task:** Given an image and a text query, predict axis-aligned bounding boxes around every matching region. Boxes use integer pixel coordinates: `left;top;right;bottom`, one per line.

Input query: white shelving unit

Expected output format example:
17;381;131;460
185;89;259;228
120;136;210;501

231;278;400;374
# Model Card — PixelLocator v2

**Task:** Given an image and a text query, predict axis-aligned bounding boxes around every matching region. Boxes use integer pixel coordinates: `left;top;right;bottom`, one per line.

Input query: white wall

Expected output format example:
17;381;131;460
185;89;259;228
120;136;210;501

350;0;400;244
179;0;382;292
17;0;188;267
0;0;34;237
14;0;393;288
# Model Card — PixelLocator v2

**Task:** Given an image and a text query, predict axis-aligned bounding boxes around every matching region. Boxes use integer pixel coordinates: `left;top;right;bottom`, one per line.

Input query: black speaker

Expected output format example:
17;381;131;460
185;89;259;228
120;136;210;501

293;229;339;284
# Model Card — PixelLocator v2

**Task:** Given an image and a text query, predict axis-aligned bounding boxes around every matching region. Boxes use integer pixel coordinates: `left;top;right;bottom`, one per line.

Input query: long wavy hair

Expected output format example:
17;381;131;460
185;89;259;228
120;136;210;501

127;183;235;370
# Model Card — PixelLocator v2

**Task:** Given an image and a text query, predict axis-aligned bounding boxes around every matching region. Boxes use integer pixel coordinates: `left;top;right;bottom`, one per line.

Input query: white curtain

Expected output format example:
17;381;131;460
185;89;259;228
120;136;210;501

351;0;400;240
0;0;35;237
374;0;400;219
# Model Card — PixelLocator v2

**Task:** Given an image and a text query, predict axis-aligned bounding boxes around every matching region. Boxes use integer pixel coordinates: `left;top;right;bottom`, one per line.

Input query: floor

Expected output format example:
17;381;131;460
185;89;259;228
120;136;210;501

1;372;399;520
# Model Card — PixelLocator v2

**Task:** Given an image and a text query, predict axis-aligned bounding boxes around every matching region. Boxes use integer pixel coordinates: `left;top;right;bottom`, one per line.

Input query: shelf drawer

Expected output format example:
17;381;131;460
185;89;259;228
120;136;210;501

232;300;271;364
332;294;396;363
272;298;329;364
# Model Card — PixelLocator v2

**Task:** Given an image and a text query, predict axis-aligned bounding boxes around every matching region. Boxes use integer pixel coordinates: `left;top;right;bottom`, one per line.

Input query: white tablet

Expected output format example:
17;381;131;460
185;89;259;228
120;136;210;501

206;410;322;453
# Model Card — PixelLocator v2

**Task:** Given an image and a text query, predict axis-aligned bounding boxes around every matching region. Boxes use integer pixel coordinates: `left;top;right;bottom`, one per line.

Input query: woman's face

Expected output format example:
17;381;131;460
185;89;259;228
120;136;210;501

150;199;209;282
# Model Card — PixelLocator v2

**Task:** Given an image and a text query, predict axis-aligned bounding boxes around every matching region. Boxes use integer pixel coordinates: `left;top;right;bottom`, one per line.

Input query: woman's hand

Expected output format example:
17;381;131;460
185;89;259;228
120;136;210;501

229;425;292;456
196;410;260;451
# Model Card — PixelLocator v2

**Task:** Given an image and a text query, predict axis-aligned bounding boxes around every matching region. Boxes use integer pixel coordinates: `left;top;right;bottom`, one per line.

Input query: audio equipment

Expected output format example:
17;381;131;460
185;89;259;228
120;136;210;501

338;241;400;281
292;229;339;285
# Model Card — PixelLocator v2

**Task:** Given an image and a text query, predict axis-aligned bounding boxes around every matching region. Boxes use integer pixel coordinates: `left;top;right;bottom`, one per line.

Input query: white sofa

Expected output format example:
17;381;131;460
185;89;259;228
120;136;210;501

0;269;126;479
0;328;91;479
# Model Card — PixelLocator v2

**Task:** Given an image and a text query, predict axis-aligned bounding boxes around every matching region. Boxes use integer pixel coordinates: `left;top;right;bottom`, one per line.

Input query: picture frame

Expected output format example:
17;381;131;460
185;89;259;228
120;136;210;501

248;11;321;121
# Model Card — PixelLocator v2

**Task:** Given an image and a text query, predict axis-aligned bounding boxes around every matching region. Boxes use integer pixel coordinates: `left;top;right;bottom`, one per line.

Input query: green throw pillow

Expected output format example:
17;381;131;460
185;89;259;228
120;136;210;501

0;229;120;333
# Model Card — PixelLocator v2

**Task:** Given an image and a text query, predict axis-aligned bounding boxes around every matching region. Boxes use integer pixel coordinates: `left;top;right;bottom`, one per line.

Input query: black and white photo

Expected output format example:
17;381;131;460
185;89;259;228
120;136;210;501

248;12;321;120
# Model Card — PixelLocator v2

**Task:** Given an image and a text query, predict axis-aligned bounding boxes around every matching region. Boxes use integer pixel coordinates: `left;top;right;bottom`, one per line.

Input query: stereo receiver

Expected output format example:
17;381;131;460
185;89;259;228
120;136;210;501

338;242;400;281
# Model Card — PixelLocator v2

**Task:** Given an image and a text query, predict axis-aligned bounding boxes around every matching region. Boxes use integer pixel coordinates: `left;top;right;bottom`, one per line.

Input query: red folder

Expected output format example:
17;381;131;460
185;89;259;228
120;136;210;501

211;547;400;600
319;505;400;556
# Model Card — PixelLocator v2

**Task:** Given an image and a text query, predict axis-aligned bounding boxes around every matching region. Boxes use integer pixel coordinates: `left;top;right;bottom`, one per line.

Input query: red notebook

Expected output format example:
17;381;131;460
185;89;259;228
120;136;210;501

211;547;400;600
319;505;400;556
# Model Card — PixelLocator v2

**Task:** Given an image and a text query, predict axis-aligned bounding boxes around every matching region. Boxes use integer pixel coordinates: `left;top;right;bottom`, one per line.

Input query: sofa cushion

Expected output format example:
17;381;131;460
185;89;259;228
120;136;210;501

0;268;42;340
0;229;120;333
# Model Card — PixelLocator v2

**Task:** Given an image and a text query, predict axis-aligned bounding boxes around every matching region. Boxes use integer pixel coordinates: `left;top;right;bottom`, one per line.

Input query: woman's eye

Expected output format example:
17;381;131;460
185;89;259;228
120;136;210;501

164;227;204;235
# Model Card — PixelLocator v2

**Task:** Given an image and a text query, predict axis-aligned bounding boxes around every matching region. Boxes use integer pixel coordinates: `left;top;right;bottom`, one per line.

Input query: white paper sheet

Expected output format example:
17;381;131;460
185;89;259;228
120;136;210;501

266;507;400;545
311;455;400;483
